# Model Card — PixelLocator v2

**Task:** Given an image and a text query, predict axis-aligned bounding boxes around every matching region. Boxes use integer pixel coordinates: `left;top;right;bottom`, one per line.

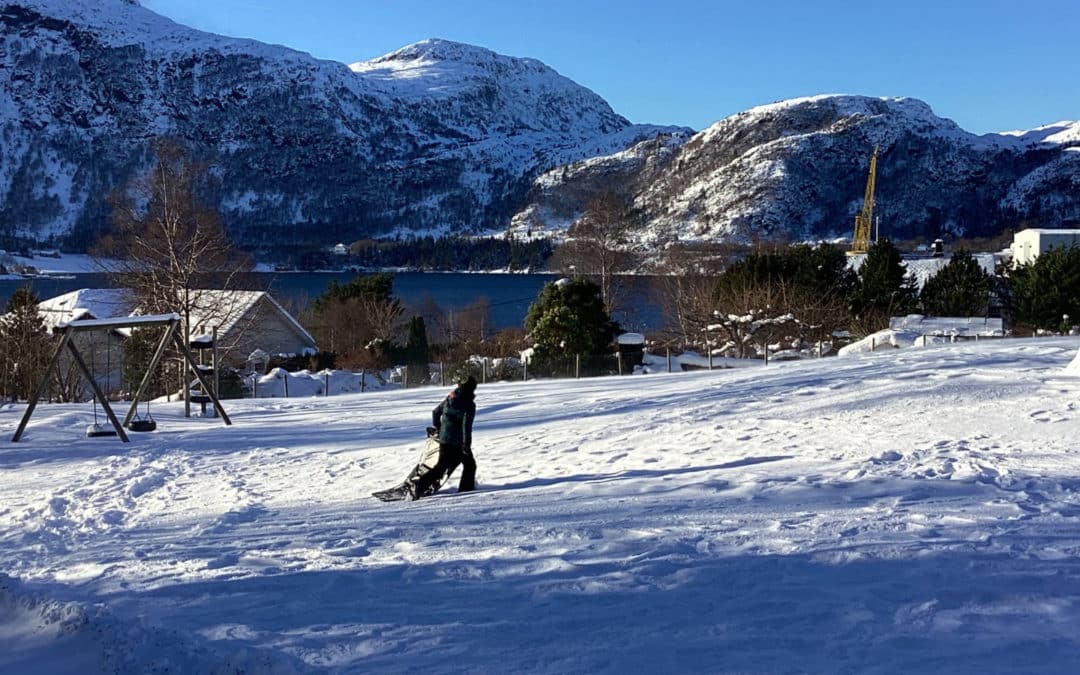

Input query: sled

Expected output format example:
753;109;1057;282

372;430;454;502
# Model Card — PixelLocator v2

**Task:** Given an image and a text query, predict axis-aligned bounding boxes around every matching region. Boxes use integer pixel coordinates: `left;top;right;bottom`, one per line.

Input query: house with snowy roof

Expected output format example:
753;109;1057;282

33;289;132;399
37;288;317;373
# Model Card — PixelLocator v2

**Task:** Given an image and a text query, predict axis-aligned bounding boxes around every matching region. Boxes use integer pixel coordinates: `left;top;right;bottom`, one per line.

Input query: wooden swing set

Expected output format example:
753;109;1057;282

10;313;231;443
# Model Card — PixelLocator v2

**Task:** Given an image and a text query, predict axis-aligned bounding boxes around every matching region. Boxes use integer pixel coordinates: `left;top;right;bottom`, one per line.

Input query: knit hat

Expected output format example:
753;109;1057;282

458;375;478;394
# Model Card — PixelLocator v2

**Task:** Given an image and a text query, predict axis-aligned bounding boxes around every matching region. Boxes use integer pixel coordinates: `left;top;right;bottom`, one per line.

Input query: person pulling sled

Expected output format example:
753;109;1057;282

410;375;478;499
371;375;478;502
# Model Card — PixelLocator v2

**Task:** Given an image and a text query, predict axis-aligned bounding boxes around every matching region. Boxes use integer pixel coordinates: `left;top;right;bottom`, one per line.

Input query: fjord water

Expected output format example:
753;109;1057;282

0;272;663;331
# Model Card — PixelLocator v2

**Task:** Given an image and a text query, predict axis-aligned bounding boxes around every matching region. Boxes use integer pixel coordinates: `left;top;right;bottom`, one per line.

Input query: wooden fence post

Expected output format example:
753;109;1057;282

212;326;220;418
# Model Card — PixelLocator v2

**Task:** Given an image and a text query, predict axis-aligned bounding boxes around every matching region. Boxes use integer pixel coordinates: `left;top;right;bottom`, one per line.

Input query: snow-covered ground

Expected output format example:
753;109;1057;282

3;337;1080;673
0;252;99;275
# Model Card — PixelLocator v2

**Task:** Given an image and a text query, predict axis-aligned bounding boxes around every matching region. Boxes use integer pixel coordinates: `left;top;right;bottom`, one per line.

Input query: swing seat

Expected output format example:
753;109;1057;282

128;418;157;432
86;423;118;438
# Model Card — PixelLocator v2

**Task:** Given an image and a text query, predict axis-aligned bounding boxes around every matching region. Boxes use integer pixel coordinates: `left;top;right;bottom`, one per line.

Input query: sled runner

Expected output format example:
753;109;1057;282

372;428;455;502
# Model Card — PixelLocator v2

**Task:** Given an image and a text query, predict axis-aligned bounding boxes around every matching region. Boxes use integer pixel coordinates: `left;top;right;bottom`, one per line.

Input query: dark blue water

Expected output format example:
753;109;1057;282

0;272;663;331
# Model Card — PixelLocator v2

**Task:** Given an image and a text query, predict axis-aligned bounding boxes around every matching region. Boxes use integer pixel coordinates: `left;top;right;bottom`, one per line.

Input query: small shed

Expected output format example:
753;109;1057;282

616;332;645;371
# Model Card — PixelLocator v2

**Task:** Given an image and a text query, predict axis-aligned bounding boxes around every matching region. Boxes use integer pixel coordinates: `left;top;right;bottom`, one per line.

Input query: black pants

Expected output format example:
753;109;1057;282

413;443;476;496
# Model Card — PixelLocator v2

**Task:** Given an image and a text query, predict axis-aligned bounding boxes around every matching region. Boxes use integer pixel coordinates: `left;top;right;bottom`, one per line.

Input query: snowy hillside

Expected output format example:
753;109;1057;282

4;0;1078;254
511;94;1080;249
4;337;1080;673
0;0;677;251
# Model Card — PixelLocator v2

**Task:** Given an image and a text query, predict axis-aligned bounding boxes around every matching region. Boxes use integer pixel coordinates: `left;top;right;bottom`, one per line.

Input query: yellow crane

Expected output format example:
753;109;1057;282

848;146;878;255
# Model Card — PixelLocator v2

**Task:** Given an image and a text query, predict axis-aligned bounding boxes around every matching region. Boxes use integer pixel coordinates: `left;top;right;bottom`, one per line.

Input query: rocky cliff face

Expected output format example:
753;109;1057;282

510;95;1080;249
0;0;677;252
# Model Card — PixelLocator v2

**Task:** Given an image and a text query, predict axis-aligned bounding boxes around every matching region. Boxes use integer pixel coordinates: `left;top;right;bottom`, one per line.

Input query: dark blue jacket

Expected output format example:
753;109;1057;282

432;386;475;448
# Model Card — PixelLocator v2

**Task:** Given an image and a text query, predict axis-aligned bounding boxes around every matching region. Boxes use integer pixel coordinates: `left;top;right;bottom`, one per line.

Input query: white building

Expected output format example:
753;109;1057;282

1009;228;1080;266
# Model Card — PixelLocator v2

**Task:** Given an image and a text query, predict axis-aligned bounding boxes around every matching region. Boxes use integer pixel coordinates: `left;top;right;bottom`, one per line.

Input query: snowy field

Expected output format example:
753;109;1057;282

3;338;1080;673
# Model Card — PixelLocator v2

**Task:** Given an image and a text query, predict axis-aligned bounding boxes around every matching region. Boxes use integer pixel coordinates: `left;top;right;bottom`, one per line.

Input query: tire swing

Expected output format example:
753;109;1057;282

127;328;158;432
86;335;118;438
128;393;157;433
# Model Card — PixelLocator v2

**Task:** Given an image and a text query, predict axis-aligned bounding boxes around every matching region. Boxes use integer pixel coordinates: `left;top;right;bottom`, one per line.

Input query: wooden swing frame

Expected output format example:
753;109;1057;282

11;313;231;443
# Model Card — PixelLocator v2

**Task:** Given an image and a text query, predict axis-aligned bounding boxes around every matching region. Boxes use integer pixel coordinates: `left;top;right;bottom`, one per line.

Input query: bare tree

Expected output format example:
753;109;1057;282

709;273;790;358
95;138;252;347
311;295;404;368
652;243;732;346
557;191;634;313
450;297;492;345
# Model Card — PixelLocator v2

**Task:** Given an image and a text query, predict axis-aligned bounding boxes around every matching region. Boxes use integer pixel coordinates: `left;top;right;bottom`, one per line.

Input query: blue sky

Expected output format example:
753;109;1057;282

140;0;1078;135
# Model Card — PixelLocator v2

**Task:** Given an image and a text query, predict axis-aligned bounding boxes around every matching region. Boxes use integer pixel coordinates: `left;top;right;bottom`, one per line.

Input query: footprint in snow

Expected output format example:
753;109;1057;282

872;450;903;464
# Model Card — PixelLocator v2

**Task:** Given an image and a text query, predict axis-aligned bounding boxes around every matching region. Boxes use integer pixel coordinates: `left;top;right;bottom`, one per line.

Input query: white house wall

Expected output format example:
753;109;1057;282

212;298;317;368
1011;229;1080;266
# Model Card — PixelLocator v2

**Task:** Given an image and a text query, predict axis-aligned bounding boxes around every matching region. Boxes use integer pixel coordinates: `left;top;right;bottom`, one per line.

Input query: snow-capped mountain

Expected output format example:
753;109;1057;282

0;0;679;251
510;95;1080;248
1;0;1077;254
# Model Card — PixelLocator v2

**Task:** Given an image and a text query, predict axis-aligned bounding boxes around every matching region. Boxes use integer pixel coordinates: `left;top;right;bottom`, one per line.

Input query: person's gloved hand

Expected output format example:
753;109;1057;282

426;426;438;437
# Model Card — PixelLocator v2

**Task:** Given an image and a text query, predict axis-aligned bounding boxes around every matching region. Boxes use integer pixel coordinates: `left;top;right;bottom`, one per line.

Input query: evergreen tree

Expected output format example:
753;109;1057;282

314;272;396;312
0;286;52;402
525;279;618;371
403;316;430;387
850;239;918;334
920;249;993;317
1004;244;1080;332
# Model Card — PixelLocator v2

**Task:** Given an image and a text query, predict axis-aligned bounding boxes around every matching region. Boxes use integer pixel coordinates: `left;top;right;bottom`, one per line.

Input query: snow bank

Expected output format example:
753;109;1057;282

838;328;930;356
250;368;392;397
1065;346;1080;375
639;350;764;372
0;575;303;674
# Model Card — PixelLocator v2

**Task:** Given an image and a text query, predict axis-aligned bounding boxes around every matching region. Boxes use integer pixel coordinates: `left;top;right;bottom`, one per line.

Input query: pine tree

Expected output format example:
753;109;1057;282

920;249;992;317
0;286;52;402
403;316;430;387
1005;244;1080;332
525;279;618;372
850;239;918;334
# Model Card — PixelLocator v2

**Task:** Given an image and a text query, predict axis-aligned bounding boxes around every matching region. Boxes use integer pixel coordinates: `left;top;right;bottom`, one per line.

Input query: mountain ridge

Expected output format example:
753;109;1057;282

1;0;1077;255
508;94;1080;251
